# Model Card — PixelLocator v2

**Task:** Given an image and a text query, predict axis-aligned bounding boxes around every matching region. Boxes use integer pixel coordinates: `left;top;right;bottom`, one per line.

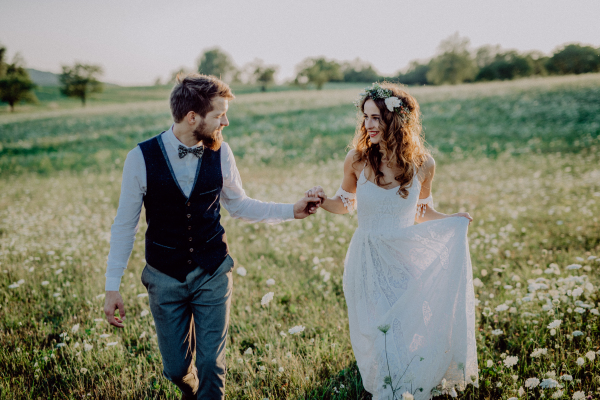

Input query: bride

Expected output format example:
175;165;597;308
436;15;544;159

306;82;479;399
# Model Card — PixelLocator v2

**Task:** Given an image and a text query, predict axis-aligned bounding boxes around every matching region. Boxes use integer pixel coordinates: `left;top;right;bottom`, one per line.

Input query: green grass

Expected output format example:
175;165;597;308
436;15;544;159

0;74;599;399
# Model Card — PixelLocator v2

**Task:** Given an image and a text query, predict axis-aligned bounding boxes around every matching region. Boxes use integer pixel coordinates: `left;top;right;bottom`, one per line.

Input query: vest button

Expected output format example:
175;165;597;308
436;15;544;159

187;260;192;264
189;237;193;241
187;202;191;207
188;226;192;230
189;248;194;252
187;214;191;218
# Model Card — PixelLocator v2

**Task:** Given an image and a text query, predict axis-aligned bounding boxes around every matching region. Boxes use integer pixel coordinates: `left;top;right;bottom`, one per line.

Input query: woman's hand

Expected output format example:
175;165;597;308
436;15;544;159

305;186;327;202
449;212;473;225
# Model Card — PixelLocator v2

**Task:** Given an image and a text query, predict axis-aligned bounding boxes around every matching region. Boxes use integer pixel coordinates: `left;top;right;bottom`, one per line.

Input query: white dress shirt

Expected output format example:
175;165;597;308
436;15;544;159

105;127;295;291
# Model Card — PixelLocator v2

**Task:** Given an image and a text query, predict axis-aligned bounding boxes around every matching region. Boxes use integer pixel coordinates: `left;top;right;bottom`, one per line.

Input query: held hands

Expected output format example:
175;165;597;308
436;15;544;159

104;291;126;328
449;212;473;225
293;195;323;219
305;186;327;202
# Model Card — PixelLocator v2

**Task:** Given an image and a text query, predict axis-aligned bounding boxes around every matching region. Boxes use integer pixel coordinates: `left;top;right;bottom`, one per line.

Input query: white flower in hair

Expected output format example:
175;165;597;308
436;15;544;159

384;96;402;112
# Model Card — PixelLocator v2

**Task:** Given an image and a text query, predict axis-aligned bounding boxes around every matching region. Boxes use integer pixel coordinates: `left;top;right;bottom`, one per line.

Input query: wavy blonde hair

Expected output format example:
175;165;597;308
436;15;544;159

352;82;429;198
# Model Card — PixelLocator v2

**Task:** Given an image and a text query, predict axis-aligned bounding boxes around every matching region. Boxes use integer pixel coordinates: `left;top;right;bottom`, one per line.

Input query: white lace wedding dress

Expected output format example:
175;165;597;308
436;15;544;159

340;169;478;400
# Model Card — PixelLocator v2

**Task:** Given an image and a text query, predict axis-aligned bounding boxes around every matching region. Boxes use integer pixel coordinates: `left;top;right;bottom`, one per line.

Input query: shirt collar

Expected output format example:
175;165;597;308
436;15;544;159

164;125;203;150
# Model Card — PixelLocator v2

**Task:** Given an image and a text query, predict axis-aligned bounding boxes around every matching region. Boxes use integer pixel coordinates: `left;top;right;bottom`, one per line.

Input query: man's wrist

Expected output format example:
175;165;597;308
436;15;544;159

105;276;122;292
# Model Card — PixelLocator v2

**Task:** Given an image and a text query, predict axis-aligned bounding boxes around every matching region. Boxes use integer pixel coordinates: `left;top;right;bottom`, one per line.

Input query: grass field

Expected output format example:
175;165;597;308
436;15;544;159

0;74;599;399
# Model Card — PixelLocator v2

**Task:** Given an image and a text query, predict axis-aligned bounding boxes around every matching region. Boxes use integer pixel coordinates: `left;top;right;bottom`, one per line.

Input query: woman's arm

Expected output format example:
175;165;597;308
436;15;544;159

415;155;472;224
306;150;360;215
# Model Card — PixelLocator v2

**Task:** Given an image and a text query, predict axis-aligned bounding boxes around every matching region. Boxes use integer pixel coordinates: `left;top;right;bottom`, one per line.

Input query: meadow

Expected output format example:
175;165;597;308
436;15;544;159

0;74;599;399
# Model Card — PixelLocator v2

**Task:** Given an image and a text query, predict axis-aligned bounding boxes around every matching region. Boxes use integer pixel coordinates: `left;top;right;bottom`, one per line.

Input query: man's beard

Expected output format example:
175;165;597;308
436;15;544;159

193;120;223;151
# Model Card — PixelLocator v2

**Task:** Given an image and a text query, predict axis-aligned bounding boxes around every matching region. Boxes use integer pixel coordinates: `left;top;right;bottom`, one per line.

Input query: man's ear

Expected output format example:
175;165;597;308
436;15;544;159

185;111;197;126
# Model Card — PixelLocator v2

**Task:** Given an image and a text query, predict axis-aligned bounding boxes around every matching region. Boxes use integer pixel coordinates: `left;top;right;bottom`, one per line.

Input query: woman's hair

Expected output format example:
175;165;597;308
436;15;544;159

351;82;429;198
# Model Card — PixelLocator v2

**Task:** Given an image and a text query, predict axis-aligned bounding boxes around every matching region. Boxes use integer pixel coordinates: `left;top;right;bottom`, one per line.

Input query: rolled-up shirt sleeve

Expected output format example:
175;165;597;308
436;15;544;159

220;142;295;224
105;147;146;291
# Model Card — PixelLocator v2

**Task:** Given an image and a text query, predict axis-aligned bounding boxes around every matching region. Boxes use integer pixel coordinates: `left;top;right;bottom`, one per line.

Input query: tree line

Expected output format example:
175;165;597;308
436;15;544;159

1;34;599;112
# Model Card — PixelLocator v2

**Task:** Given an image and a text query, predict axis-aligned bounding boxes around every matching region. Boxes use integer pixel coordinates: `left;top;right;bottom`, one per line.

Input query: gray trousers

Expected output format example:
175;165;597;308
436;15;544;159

141;255;234;400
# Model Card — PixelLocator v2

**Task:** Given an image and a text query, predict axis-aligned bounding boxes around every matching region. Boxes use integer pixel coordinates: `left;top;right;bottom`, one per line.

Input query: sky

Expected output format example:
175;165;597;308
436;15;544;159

1;0;599;86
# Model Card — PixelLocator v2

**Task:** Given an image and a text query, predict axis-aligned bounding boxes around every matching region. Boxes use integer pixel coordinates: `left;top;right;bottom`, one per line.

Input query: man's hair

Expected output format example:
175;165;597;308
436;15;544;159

170;73;235;122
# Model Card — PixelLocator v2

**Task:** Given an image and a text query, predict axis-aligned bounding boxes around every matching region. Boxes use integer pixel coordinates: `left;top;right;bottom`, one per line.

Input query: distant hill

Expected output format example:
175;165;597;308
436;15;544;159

27;69;60;86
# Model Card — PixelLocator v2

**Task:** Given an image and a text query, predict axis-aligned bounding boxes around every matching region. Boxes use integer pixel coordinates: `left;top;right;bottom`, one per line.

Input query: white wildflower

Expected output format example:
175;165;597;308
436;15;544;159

585;350;595;361
576;357;585;366
540;378;558;389
236;267;247;276
531;348;548;358
572;330;584;336
384;97;402;112
551;390;563;399
266;278;275;286
140;309;149;317
288;325;305;335
572;391;585;400
99;334;110;338
566;264;582;270
560;374;573;381
524;377;540;388
486;360;493;368
80;368;88;374
278;367;284;373
136;293;148;298
41;281;49;286
518;387;525;397
495;304;509;312
106;342;118;347
84;343;93;352
473;278;483;287
504;356;518;368
547;319;562;329
71;324;79;333
491;329;503;336
243;347;253;356
574;307;585;314
261;292;274;306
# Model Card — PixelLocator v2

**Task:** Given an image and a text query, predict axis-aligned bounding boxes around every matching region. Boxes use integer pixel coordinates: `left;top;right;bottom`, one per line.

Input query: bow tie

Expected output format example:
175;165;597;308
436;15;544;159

178;145;204;159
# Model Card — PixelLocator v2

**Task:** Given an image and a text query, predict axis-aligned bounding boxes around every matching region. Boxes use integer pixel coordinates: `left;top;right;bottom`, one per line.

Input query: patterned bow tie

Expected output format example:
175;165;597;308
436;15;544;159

178;145;204;159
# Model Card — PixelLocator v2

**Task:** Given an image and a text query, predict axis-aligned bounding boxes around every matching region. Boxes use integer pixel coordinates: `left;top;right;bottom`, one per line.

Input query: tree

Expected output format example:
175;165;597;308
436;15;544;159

59;63;103;106
248;59;278;92
547;44;600;75
341;58;380;83
295;57;343;90
197;48;237;82
0;53;37;112
397;60;430;85
426;33;477;85
475;51;534;81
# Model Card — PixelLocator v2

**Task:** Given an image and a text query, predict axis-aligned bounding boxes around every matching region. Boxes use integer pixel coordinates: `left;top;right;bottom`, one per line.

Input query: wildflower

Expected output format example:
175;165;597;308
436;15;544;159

72;324;79;333
550;328;556;336
57;343;66;348
139;331;146;339
137;293;148;298
258;365;266;371
84;343;93;352
524;377;540;388
95;294;105;300
508;398;517;400
261;292;274;306
531;348;547;358
140;310;149;317
574;307;585;314
504;356;519;368
495;304;509;312
243;347;253;356
518;387;525;397
473;278;483;287
572;287;583;297
540;378;558;389
572;391;585;400
378;324;390;334
80;368;88;374
99;334;110;338
279;331;287;338
547;319;562;329
486;360;493;368
41;281;49;286
491;329;503;336
482;307;493;317
560;374;573;381
94;318;104;322
551;390;563;399
236;267;247;276
266;278;275;286
572;330;584;336
566;264;582;270
288;325;305;335
278;367;284;373
55;269;63;275
585;351;595;361
576;357;585;366
401;392;414;400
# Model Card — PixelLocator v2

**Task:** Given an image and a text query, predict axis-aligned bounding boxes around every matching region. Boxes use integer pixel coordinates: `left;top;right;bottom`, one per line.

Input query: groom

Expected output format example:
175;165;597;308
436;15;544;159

103;73;320;399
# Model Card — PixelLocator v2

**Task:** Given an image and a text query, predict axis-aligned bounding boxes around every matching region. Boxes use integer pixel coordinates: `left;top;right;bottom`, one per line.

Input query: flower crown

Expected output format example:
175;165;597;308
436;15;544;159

354;83;410;119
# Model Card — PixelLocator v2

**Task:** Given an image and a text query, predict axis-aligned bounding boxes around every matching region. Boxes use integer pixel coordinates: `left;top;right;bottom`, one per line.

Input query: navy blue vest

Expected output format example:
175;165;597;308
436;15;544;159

138;133;229;282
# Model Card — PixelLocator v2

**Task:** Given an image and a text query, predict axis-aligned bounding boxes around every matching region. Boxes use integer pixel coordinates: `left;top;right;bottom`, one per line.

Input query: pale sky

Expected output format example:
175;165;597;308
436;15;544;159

1;0;599;86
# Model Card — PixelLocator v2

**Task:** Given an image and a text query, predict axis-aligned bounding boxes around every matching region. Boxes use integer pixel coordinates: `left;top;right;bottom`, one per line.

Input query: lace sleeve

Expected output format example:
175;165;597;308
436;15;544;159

335;187;357;213
416;195;434;218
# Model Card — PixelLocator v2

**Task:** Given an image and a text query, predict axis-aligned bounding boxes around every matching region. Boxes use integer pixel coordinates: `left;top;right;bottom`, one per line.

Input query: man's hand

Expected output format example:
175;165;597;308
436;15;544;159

104;291;126;328
293;196;322;219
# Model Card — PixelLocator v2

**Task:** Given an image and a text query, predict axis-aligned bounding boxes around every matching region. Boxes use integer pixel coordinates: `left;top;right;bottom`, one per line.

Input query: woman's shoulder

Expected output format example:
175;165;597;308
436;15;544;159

344;150;363;177
417;154;435;181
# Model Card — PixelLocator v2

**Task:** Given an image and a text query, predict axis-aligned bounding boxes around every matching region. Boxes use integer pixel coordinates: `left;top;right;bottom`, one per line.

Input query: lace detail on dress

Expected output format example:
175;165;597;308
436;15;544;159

417;195;434;218
335;186;357;213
